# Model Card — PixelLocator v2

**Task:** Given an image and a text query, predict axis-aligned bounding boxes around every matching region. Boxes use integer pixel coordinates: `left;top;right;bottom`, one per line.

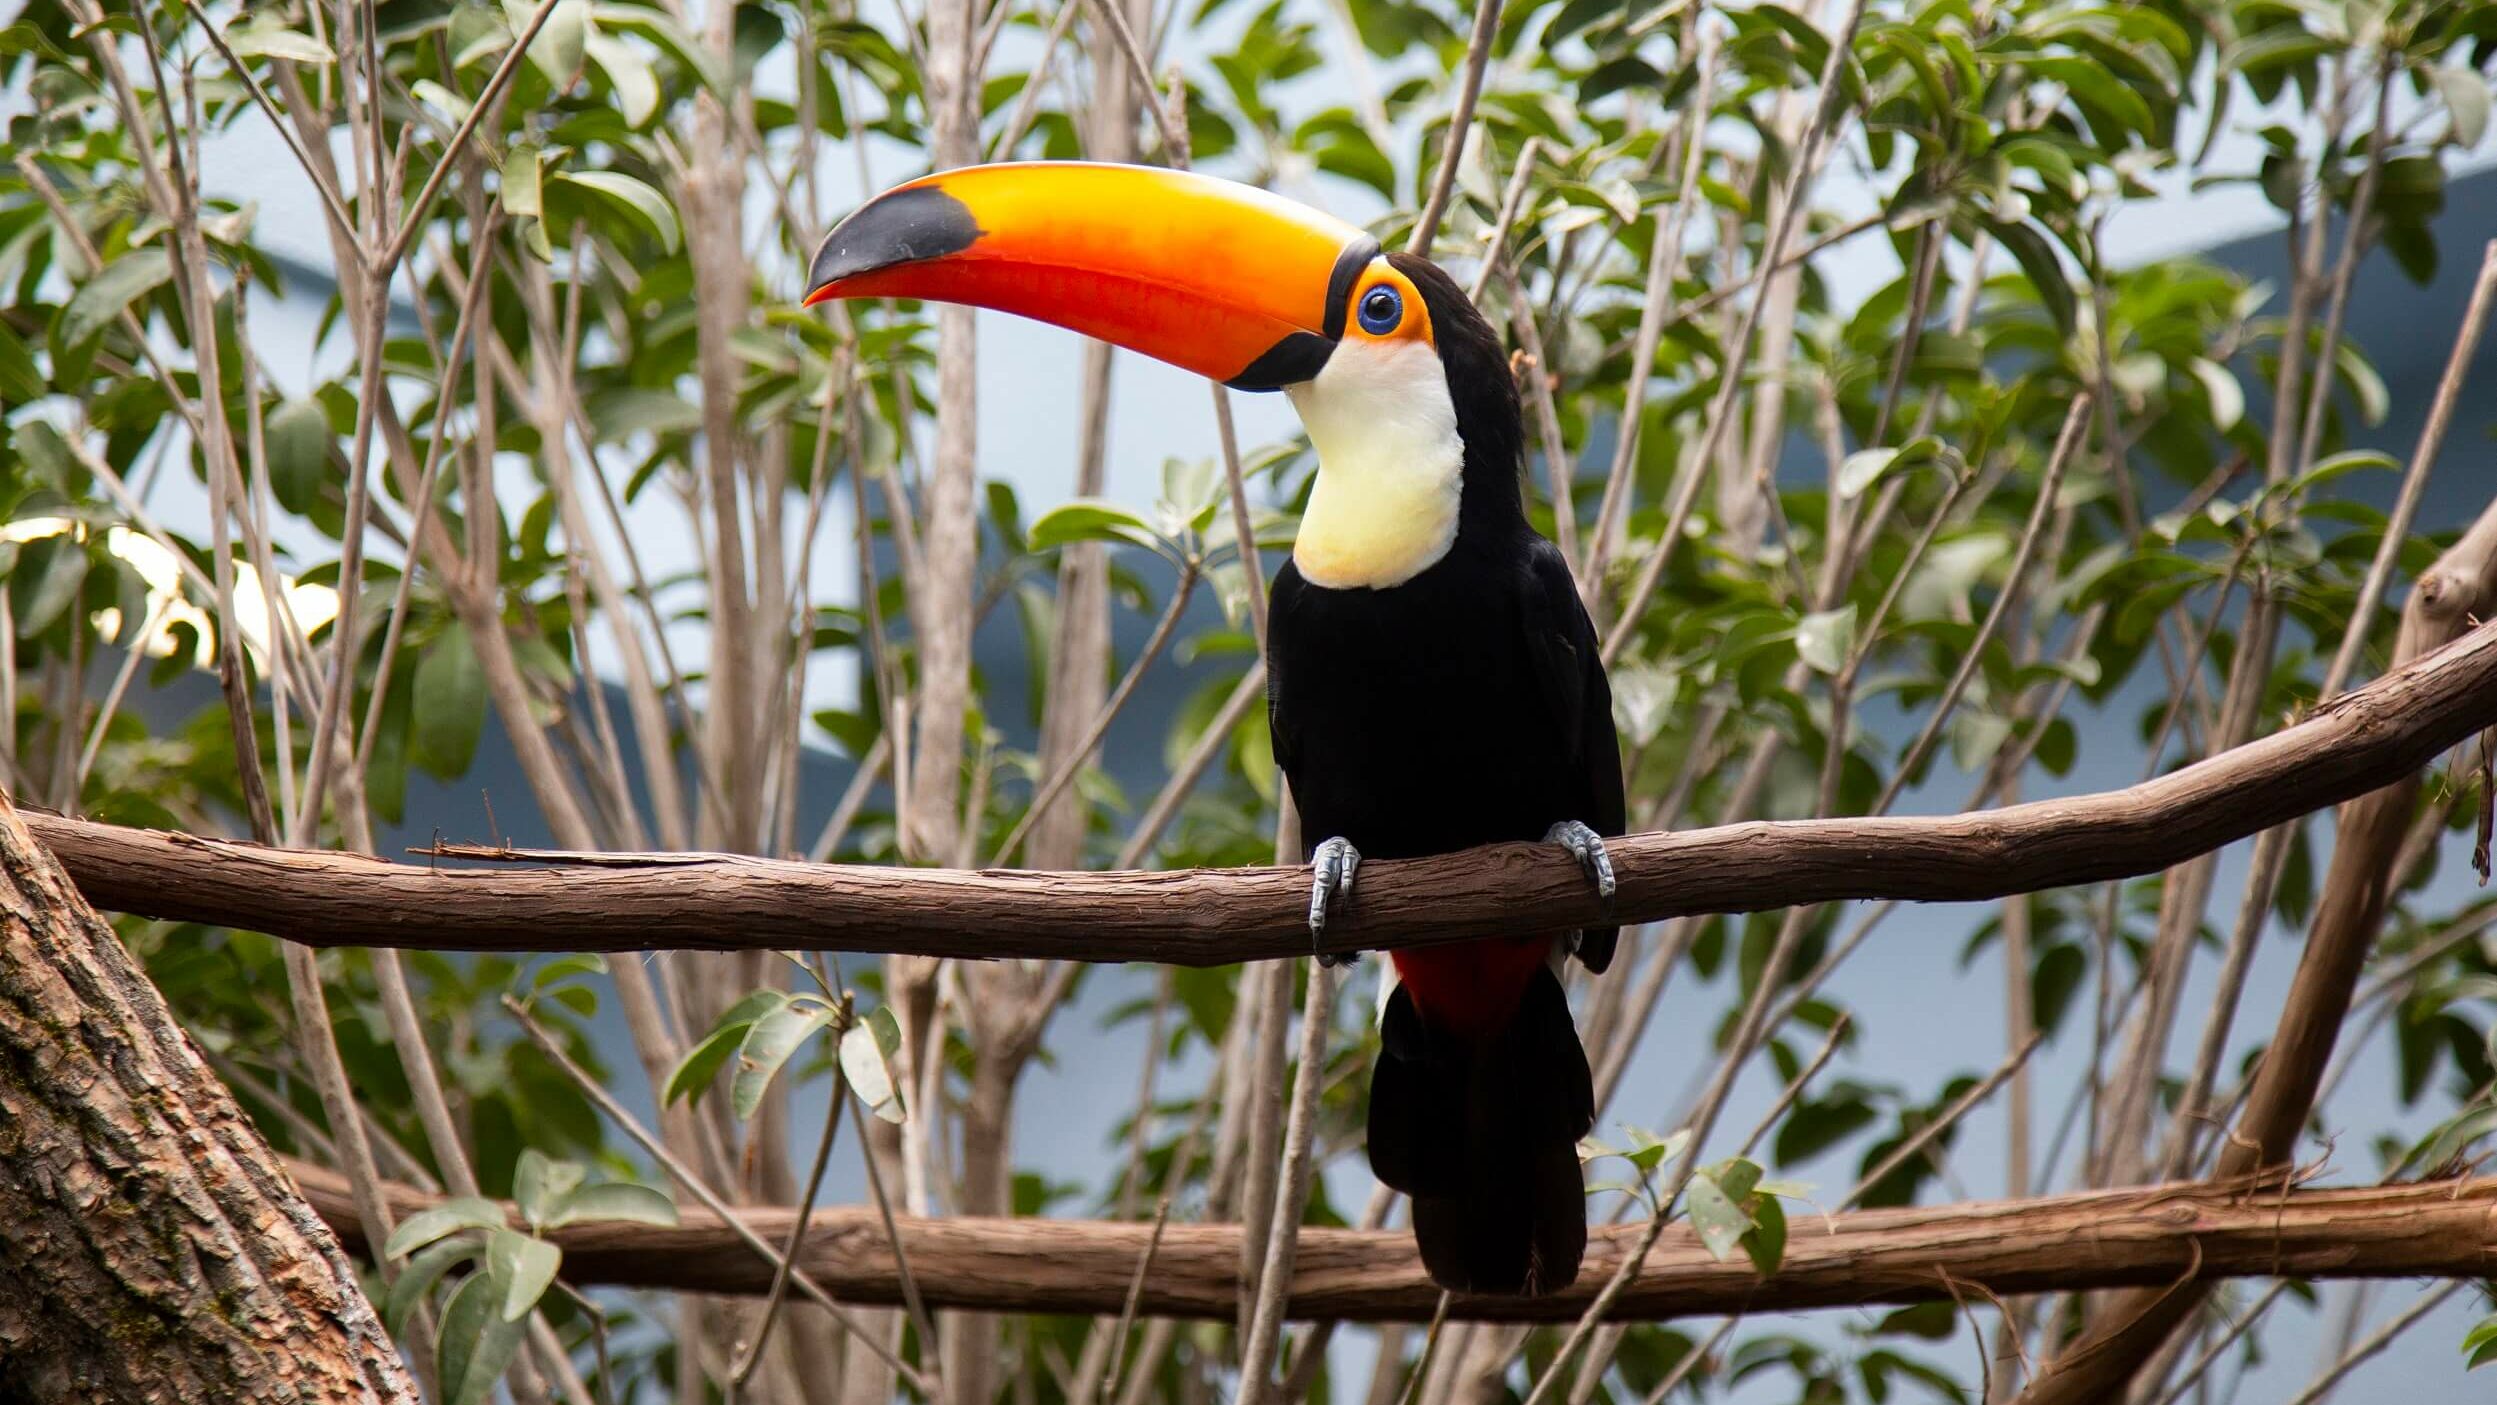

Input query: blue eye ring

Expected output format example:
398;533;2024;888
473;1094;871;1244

1356;284;1404;335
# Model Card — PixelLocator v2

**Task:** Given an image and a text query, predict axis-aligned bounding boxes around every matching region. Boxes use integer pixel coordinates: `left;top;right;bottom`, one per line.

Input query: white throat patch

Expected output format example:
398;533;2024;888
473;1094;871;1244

1285;337;1462;590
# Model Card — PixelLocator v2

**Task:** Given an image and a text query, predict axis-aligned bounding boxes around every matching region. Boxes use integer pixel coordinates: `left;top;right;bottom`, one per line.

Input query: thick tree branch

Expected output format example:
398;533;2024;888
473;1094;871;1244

2011;372;2497;1405
293;1160;2497;1325
22;617;2497;960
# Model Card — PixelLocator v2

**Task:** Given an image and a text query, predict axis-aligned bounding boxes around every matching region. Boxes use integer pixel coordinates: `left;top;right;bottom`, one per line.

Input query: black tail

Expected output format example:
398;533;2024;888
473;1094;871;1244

1367;964;1593;1295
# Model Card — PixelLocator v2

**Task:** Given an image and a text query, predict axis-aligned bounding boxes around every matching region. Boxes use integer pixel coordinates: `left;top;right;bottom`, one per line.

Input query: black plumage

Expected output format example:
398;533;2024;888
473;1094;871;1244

1266;253;1625;1295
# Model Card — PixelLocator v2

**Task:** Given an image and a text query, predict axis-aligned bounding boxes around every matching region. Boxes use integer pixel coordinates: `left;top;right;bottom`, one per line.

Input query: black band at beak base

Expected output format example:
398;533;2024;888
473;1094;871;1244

1226;332;1337;392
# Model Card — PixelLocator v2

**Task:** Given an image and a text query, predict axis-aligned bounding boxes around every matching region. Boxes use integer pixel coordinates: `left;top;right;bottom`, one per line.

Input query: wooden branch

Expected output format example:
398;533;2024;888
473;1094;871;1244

23;617;2497;961
292;1159;2497;1324
2010;398;2497;1405
0;795;416;1401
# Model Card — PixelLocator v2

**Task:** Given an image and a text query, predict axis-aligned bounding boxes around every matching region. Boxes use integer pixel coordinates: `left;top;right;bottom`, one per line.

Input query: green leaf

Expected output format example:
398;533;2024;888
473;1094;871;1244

1951;712;2013;773
382;1196;508;1260
222;16;335;63
12;534;88;638
1683;1169;1751;1262
1983;218;2075;335
11;421;73;492
61;247;173;348
667;1019;752;1107
1029;500;1170;555
512;1148;584;1228
507;0;589;83
1794;604;1856;675
584;386;702;440
2227;27;2334;78
840;1004;907;1123
2431;67;2490;149
1837;447;1897;499
437;1269;529;1405
412;622;488;778
529;953;607;992
2187;357;2242;432
666;988;789;1107
544;1180;680;1230
501;144;544;220
485;1227;561;1322
0;321;45;402
265;398;332;515
2292;449;2397;496
1740;1192;1787;1276
554;170;680;252
412;78;474;127
732;998;836;1120
2336;340;2390;426
2465;1314;2497;1368
384;1237;478;1338
1622;1126;1692;1174
586;30;658;126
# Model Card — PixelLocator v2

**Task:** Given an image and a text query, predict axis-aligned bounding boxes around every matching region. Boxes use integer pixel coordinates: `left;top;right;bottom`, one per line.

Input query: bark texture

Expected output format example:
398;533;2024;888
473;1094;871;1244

296;1159;2497;1325
0;790;416;1404
29;612;2497;962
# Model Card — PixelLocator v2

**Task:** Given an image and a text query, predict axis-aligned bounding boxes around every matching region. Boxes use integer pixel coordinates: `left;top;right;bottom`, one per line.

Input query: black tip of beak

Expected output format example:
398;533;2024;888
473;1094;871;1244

804;183;985;304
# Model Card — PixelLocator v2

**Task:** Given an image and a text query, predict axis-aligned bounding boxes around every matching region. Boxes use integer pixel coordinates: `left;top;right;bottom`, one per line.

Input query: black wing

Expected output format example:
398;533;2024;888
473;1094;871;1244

1265;559;1309;857
1521;539;1625;972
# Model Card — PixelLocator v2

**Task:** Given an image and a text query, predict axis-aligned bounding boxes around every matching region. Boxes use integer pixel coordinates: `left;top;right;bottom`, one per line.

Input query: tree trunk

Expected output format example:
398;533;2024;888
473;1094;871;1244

0;789;416;1403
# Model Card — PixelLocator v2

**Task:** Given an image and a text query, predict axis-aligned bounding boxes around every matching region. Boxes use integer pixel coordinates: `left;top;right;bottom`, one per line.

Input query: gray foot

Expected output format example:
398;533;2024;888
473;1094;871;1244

1544;820;1617;902
1308;835;1361;967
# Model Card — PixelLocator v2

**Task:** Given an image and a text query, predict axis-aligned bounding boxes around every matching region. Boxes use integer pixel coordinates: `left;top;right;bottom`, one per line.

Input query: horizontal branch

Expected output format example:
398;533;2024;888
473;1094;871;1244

27;617;2497;963
292;1160;2497;1323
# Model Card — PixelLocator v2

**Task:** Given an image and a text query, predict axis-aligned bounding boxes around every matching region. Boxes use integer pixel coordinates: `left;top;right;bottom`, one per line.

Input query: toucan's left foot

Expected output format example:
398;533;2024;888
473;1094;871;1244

1309;835;1362;967
1544;820;1616;902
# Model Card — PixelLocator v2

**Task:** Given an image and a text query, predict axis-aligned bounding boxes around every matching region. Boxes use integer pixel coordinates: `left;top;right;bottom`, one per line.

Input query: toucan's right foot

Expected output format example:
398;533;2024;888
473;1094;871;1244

1309;835;1362;967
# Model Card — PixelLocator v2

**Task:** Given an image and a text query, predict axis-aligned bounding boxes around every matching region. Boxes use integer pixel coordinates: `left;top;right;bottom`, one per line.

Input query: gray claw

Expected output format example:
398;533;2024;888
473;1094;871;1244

1545;820;1616;902
1309;835;1361;964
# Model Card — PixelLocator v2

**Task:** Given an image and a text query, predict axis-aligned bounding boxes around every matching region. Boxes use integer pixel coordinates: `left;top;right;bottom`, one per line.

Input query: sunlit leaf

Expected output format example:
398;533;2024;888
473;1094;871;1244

840;1004;907;1123
2431;67;2490;150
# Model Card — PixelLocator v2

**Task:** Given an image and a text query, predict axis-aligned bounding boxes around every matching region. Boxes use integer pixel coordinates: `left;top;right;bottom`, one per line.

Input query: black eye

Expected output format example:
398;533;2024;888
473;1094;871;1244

1357;285;1404;335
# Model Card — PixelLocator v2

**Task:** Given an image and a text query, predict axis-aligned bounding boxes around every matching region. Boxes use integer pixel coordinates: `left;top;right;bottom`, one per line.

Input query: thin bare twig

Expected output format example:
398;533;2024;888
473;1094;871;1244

1407;0;1503;257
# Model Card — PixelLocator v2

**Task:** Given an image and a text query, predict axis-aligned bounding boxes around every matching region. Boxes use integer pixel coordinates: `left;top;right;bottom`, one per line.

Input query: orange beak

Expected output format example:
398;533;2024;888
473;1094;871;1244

803;162;1378;391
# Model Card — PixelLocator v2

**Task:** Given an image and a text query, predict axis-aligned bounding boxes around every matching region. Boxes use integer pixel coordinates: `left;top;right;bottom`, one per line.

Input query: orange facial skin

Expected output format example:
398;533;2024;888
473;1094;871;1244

804;162;1383;390
1337;259;1437;354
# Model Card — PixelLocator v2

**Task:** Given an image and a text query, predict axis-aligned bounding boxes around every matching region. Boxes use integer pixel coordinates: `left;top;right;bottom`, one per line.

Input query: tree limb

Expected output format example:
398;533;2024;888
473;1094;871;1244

23;616;2497;961
292;1159;2497;1325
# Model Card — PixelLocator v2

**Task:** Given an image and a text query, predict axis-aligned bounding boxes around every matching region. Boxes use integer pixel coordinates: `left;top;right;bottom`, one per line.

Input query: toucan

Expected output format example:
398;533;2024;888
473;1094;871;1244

805;162;1624;1296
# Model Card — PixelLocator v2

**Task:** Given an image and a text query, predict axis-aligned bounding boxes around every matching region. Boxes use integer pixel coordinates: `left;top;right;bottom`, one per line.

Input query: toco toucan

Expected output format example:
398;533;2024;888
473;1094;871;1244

804;162;1624;1296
